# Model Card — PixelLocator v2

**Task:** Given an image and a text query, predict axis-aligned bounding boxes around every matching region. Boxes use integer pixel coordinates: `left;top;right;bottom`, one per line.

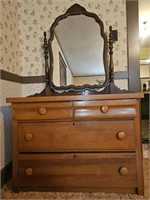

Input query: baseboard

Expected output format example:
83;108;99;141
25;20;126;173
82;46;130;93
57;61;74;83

1;161;12;188
142;138;149;144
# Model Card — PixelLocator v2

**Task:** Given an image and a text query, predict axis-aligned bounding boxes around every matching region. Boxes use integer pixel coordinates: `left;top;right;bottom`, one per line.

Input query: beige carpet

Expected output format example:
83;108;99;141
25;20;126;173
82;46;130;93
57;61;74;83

1;159;149;200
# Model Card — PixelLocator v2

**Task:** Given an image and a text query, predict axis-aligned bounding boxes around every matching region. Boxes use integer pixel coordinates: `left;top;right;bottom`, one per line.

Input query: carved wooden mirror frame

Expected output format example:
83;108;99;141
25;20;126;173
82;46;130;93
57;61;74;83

42;3;123;95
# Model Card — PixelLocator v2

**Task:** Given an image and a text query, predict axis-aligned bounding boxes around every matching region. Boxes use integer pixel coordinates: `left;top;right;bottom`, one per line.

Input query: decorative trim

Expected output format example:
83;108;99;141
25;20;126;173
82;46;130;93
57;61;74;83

114;71;128;79
22;75;46;83
48;3;109;93
142;138;149;144
0;70;46;84
0;70;128;84
1;70;22;83
1;161;12;188
140;59;150;65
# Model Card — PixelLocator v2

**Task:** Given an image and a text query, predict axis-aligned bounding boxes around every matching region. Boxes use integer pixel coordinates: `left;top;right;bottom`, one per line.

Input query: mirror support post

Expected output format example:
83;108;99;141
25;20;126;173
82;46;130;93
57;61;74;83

43;32;52;95
43;32;49;83
108;26;126;94
108;26;114;83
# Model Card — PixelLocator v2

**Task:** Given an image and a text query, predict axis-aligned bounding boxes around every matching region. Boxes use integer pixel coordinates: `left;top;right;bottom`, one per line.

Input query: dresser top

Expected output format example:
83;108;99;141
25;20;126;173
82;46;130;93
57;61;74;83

6;92;144;103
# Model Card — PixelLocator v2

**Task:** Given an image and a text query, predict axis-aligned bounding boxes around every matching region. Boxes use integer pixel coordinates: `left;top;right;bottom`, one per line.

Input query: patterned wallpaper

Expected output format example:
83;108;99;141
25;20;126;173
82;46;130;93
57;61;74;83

140;64;150;78
0;0;21;170
1;0;127;77
0;0;21;74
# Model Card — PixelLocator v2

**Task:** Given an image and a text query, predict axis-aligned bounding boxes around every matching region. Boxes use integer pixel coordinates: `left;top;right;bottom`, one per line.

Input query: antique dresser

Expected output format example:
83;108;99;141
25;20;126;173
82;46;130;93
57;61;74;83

7;93;144;194
6;4;144;195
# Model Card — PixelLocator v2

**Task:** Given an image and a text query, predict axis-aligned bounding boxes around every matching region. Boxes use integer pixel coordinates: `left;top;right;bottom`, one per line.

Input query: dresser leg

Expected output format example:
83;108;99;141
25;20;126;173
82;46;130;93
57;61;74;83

136;187;144;196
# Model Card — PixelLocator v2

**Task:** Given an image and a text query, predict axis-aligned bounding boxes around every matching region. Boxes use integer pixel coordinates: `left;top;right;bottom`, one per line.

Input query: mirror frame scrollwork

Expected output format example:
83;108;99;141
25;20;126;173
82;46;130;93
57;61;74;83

42;3;119;95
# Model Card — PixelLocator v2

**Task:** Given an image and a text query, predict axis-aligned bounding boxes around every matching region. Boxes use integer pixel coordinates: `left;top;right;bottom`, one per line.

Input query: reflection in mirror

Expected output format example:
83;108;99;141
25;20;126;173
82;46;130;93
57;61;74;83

52;15;106;87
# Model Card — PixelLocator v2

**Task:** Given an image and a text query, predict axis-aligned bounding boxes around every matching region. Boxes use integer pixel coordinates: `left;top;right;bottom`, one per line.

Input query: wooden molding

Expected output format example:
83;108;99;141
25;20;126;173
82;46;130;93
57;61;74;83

0;70;128;84
1;70;22;83
1;161;12;188
114;71;128;79
1;70;46;84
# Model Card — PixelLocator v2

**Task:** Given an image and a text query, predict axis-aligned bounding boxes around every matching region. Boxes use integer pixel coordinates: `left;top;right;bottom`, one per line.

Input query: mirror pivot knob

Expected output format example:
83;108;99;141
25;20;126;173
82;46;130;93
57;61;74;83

101;105;109;113
38;107;47;115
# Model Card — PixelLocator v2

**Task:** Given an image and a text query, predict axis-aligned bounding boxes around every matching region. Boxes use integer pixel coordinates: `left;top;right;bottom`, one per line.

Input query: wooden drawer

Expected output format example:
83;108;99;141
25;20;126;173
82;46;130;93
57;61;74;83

13;102;73;120
18;120;135;151
17;153;137;190
74;100;137;119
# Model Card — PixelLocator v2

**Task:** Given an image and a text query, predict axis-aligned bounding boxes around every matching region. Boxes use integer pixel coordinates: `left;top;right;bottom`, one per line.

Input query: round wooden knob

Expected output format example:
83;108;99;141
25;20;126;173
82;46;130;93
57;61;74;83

25;168;33;176
117;132;126;140
101;105;109;113
25;133;33;141
38;107;47;115
119;167;128;175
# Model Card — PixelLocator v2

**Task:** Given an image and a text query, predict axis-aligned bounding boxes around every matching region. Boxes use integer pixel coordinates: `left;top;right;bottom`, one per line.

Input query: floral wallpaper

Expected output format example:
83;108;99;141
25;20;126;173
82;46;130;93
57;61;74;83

0;0;21;74
0;0;21;170
1;0;127;77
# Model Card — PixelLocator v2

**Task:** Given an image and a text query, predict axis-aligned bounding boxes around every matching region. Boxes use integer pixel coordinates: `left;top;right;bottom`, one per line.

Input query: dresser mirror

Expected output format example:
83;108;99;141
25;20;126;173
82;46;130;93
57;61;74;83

52;14;106;87
43;3;114;94
42;3;120;95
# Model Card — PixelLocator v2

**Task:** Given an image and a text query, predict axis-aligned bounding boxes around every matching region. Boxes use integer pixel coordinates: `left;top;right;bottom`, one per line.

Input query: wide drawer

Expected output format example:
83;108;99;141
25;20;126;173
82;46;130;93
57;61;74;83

74;100;137;119
13;102;73;120
17;153;137;190
18;120;135;151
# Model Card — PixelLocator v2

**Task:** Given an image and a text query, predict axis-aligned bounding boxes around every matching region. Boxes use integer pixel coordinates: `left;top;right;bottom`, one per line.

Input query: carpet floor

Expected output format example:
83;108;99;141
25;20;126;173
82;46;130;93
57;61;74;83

1;159;149;200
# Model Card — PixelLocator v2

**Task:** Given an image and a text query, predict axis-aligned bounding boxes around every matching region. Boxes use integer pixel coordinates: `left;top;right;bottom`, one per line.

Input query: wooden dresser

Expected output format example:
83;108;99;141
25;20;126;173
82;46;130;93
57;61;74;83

6;93;144;194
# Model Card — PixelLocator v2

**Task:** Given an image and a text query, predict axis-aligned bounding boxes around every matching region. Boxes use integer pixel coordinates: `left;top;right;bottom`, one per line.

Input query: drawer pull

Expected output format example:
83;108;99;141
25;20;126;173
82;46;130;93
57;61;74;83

38;107;47;115
25;133;33;141
101;106;109;113
119;167;128;175
117;131;126;140
25;168;33;176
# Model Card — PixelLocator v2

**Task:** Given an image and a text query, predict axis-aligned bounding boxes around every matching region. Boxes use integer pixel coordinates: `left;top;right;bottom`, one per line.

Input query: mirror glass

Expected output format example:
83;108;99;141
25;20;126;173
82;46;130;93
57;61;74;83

51;15;106;87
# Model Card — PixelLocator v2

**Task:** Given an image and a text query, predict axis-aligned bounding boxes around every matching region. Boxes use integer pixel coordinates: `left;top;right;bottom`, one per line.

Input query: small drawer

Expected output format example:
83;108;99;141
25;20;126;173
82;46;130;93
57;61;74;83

18;120;135;152
17;153;137;190
74;100;137;119
13;102;73;120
